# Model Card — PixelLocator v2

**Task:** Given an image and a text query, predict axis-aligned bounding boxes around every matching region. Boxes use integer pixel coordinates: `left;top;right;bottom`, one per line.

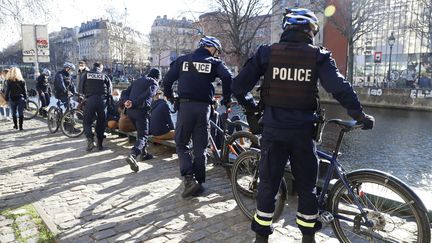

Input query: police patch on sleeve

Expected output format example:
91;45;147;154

182;62;212;73
87;73;105;80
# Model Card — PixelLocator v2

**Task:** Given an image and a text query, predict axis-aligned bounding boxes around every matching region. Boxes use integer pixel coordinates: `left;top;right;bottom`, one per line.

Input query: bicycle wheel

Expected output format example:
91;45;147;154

222;131;259;179
47;107;60;133
60;109;84;138
328;169;431;243
23;100;38;120
231;149;287;221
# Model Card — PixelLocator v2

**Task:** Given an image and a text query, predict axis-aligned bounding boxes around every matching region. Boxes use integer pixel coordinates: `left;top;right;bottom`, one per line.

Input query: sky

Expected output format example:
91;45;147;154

0;0;212;50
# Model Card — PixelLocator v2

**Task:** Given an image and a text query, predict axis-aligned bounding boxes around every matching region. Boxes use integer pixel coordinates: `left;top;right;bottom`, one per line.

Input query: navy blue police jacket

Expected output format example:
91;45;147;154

232;31;364;131
163;47;233;104
149;99;174;136
122;76;158;110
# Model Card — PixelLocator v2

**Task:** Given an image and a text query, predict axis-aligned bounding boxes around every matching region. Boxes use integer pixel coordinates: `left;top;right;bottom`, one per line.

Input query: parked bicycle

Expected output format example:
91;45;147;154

47;94;85;138
23;89;39;120
231;119;431;242
207;108;259;179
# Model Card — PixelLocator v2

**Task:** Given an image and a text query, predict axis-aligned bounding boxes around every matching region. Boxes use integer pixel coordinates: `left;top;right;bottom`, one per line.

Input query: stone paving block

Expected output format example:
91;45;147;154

0;218;14;227
114;221;140;233
18;221;37;231
92;228;117;241
20;227;39;238
144;235;170;243
183;229;210;242
0;233;15;243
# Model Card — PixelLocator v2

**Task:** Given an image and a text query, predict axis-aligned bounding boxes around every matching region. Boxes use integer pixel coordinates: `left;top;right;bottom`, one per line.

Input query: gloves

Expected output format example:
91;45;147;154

246;111;263;135
354;113;375;130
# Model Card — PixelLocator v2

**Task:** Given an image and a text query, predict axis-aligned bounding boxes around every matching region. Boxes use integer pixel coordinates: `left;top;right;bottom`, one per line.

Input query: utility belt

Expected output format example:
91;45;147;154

179;98;211;105
85;94;108;99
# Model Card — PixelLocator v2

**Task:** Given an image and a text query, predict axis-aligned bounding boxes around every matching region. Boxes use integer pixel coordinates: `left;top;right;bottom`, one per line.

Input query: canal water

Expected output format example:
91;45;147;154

319;103;432;196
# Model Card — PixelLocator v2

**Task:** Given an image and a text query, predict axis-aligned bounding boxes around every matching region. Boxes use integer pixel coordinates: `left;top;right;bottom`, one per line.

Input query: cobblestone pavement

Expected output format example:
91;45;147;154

0;118;341;242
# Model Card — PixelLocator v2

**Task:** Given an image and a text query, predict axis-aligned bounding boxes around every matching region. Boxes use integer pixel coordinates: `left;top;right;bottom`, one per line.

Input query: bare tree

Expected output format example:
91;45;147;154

208;0;277;67
410;0;432;52
150;17;200;72
310;0;382;82
0;0;53;24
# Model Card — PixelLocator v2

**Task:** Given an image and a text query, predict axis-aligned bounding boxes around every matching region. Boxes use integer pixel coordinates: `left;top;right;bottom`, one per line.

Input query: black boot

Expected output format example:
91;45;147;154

182;174;200;198
139;148;154;161
97;137;104;151
86;137;96;152
126;153;139;172
254;233;269;243
302;234;316;243
12;116;18;129
18;116;23;130
192;182;205;197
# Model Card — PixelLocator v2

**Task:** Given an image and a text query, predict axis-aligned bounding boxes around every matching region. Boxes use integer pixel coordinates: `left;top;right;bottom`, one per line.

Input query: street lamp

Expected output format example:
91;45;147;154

387;32;396;81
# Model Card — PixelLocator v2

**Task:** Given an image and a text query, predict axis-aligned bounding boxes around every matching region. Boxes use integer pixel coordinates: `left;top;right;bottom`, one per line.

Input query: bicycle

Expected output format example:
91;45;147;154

23;90;39;120
207;109;260;179
47;94;84;138
231;119;431;242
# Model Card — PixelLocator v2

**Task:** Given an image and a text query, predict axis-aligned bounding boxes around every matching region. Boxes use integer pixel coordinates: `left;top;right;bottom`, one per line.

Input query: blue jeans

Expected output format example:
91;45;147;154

0;106;10;117
10;98;25;117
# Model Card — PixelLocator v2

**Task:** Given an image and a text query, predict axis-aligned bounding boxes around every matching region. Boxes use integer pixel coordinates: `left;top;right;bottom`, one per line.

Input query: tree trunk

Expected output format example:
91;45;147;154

347;36;354;84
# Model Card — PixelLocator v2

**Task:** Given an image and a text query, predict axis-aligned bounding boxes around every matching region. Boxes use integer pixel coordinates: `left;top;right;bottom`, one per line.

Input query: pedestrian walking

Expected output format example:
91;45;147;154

163;36;233;198
3;67;28;130
231;8;375;243
123;68;160;172
80;62;112;152
36;68;52;117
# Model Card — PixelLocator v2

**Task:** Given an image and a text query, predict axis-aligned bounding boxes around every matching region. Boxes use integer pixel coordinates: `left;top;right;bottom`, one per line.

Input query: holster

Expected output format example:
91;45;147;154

313;108;326;143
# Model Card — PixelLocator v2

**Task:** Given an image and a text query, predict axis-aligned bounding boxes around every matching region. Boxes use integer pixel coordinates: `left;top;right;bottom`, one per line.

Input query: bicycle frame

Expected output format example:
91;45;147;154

208;113;250;165
316;122;372;226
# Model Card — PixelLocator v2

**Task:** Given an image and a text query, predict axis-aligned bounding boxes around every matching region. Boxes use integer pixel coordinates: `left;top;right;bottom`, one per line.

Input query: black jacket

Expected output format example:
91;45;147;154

4;79;27;102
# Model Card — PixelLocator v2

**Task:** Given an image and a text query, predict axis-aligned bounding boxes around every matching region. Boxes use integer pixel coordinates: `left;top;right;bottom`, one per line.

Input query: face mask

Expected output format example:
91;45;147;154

112;96;119;102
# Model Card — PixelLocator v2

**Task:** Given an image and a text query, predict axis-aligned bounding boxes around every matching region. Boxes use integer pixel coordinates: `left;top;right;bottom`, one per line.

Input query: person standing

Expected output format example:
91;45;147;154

123;68;160;172
231;8;375;243
77;59;89;94
3;67;27;130
163;36;233;198
54;62;76;107
36;68;52;117
0;69;11;121
81;62;112;152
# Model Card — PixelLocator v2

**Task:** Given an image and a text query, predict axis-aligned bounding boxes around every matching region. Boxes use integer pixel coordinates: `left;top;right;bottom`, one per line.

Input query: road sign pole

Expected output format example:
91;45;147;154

33;25;39;80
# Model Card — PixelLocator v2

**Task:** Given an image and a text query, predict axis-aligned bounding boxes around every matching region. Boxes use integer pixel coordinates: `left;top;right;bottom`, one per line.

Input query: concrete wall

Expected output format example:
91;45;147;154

319;87;432;111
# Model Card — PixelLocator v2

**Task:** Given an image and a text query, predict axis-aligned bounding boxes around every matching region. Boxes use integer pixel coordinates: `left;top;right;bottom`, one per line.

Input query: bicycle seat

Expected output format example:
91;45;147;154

327;119;358;131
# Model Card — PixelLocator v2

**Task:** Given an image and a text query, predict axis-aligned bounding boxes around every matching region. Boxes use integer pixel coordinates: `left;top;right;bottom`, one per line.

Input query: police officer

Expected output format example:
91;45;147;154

123;68;160;172
81;62;112;152
36;68;51;116
54;62;76;107
163;36;233;198
231;8;375;243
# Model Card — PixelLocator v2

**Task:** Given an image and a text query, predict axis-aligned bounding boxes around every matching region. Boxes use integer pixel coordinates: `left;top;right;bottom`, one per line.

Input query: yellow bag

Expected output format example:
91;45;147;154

0;91;6;106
